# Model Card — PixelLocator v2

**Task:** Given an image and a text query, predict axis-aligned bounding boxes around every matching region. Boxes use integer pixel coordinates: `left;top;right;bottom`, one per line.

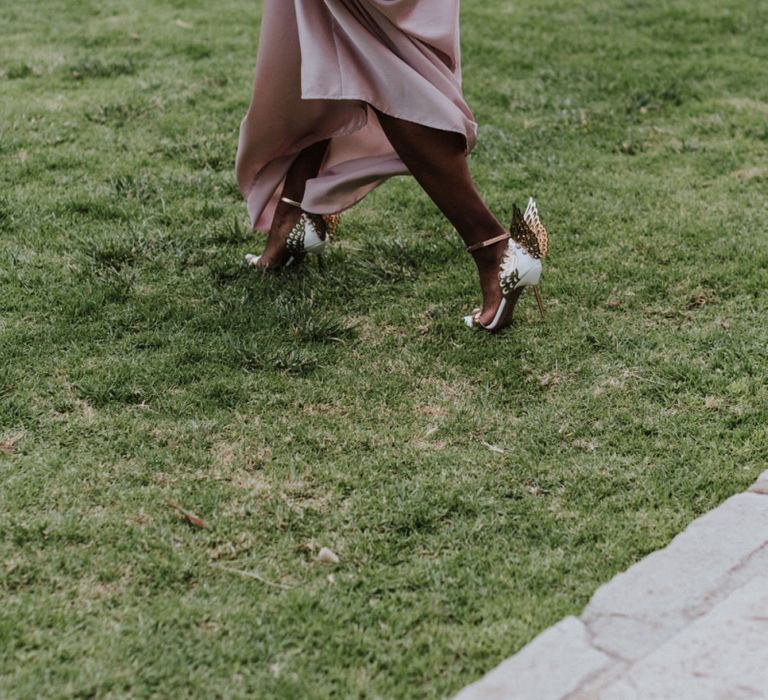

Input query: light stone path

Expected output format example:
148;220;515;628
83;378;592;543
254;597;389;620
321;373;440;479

455;469;768;700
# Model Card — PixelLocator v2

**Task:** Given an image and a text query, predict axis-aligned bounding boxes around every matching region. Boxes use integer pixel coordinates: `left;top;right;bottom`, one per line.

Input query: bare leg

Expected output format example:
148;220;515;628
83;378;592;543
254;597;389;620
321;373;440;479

373;111;508;326
256;139;330;269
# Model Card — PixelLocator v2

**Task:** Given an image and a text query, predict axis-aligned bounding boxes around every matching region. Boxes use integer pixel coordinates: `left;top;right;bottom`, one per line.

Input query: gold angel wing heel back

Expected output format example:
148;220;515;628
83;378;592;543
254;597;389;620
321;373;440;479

516;197;549;318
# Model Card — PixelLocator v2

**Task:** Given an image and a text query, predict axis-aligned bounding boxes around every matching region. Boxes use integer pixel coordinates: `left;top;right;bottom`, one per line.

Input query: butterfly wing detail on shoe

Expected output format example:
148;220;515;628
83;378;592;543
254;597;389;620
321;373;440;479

510;198;548;259
524;198;549;257
302;213;341;254
321;213;341;238
245;205;340;269
304;213;341;241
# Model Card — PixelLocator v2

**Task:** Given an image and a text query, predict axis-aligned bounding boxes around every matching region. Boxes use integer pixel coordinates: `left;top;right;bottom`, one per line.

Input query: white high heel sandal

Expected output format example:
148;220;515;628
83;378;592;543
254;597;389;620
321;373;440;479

464;197;549;332
245;197;339;268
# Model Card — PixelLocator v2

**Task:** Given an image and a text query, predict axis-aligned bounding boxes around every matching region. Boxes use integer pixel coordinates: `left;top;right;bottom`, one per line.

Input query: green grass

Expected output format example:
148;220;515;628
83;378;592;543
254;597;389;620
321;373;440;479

1;0;767;697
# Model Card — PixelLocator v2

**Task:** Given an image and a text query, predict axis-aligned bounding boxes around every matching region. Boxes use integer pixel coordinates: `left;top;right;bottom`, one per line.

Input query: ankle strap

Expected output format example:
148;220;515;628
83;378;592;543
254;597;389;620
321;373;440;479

466;232;511;253
280;196;303;209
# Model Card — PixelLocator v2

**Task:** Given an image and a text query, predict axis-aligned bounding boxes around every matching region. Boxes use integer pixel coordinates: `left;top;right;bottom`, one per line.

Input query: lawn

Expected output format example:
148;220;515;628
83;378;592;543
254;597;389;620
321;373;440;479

1;0;767;697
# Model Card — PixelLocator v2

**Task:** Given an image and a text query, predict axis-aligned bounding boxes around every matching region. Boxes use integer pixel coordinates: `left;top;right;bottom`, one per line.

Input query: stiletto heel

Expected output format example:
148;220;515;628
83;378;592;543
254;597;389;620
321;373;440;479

464;197;549;332
245;197;339;269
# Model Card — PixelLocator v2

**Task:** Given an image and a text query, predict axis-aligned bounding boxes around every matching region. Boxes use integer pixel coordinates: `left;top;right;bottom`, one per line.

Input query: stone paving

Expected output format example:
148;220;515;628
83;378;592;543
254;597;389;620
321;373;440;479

455;470;768;700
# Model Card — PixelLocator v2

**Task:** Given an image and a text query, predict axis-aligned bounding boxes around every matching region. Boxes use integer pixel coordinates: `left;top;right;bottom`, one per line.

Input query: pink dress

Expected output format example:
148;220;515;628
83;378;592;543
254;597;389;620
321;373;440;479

235;0;477;232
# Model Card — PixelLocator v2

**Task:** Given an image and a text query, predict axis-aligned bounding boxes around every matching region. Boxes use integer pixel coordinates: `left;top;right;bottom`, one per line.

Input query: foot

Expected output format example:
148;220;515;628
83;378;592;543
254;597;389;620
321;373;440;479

253;203;303;270
471;239;511;328
465;200;549;330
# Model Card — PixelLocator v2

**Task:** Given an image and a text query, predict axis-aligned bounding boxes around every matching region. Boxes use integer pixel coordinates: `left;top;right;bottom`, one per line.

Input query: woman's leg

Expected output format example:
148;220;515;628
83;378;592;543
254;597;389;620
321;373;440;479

373;111;507;326
258;117;509;325
256;139;330;268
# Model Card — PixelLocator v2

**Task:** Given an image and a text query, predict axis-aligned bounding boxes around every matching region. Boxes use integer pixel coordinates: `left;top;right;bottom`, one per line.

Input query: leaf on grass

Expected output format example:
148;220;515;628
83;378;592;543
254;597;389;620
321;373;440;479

688;292;708;309
212;563;291;590
167;501;209;529
0;432;24;455
705;396;725;410
732;166;767;182
317;547;340;564
525;481;547;497
539;370;567;388
481;441;505;454
573;438;596;452
175;19;193;29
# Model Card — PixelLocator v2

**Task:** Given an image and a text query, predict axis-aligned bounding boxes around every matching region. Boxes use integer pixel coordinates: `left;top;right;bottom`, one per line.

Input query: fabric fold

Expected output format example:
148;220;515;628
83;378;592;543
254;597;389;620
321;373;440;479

236;0;476;231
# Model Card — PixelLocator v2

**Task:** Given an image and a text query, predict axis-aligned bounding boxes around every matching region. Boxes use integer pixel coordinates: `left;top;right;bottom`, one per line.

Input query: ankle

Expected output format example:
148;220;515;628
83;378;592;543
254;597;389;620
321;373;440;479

470;240;506;271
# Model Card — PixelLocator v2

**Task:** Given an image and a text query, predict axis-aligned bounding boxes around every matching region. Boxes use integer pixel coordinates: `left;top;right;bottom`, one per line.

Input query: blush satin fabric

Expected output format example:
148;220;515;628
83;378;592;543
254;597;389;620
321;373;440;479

235;0;477;232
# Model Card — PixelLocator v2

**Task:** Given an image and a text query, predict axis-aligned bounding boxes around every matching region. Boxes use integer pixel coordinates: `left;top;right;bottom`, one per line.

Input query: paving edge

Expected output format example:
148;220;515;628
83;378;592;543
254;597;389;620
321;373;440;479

454;469;768;700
